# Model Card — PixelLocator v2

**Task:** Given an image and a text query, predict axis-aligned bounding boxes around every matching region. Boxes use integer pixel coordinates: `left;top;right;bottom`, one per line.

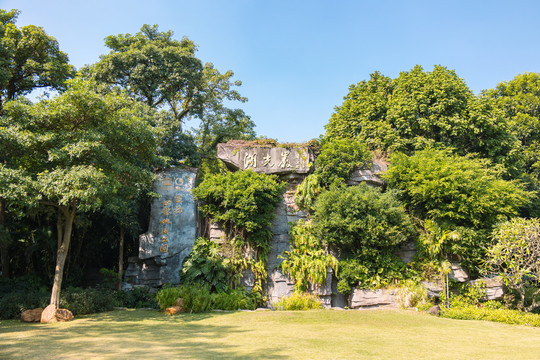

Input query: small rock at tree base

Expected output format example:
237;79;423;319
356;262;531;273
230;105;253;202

40;304;74;323
21;308;43;322
428;305;441;316
164;306;183;315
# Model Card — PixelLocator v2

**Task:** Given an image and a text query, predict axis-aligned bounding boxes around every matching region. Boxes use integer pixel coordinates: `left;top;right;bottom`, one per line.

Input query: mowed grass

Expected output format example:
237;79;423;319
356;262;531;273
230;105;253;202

1;308;540;359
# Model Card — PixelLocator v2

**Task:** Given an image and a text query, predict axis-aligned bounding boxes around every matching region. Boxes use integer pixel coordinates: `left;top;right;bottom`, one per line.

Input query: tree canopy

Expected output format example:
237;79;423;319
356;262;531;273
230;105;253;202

0;9;75;111
325;65;518;167
1;78;159;305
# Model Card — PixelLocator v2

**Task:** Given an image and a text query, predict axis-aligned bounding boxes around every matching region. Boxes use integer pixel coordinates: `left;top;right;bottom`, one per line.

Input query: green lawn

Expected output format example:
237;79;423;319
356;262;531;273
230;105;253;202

1;308;540;359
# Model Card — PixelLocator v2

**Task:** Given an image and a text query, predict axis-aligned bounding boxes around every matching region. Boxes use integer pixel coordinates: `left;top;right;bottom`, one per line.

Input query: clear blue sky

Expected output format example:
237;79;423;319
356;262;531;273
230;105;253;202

1;0;539;142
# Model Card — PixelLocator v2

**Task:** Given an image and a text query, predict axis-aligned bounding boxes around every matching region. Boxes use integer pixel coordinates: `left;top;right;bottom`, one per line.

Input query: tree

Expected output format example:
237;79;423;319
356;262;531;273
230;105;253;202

0;9;75;111
383;148;532;229
1;79;159;307
0;9;74;278
485;218;540;312
384;148;533;270
485;73;540;215
88;24;255;168
325;65;518;167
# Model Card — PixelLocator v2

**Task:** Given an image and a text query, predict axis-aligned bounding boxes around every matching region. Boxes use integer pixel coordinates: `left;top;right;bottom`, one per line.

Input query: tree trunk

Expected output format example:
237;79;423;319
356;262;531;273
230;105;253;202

0;198;9;278
117;226;124;291
50;206;75;308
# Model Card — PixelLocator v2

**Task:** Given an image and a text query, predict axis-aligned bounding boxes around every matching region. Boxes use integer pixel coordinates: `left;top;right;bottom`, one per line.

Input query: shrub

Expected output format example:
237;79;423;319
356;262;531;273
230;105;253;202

180;237;229;292
441;304;540;327
116;286;158;309
280;220;338;292
273;292;323;311
59;287;118;315
0;289;49;319
212;289;257;310
313;184;416;253
314;138;372;187
395;280;428;309
485;218;540;312
155;286;183;310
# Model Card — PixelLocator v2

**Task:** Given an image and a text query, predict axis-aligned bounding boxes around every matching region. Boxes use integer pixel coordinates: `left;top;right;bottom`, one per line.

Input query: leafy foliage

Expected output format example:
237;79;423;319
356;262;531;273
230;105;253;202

280;220;338;292
314;138;372;187
273;292;322;311
180;237;229;292
485;218;540;312
193;171;284;248
384;148;532;229
313;184;416;253
440;304;540;327
0;9;75;110
325;65;518;166
155;284;257;312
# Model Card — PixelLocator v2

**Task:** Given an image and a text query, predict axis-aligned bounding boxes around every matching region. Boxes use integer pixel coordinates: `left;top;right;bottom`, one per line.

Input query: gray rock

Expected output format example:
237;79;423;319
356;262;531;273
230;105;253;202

217;142;313;175
346;158;388;187
428;305;441;316
450;263;469;282
397;241;416;263
350;288;397;308
421;281;443;298
126;169;198;286
468;277;504;300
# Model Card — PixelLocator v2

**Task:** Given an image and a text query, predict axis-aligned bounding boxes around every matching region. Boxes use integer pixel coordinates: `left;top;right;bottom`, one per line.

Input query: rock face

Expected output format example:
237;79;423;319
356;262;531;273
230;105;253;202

217;141;313;175
450;263;469;282
21;308;43;322
350;289;397;309
40;304;74;323
346;157;388;187
469;277;505;300
125;169;198;286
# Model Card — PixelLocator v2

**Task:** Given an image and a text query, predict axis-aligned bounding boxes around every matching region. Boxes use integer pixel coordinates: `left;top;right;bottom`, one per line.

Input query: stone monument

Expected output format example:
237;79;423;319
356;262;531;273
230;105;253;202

125;168;198;286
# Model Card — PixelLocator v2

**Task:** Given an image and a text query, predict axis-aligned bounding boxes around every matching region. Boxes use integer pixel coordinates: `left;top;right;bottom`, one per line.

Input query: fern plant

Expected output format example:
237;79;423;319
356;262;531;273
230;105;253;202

280;220;338;292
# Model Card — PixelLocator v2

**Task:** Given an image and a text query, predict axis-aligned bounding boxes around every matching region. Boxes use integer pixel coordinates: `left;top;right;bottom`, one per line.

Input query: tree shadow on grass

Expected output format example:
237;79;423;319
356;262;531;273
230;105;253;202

0;309;289;359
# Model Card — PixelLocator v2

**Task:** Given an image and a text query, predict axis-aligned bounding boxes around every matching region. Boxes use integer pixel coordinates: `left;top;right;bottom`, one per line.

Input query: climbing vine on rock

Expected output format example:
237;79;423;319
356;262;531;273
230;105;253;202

192;170;284;295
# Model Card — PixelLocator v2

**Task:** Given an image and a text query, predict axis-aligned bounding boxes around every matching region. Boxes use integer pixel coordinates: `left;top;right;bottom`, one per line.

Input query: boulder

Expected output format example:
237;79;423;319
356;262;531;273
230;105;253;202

346;158;388;187
428;305;441;316
21;308;43;322
468;277;504;300
350;288;396;309
40;304;74;323
421;281;443;298
450;263;469;282
164;306;183;315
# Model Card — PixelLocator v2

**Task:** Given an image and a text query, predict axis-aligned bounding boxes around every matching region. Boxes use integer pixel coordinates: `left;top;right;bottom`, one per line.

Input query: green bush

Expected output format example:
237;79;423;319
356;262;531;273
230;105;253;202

273;292;323;311
193;170;284;249
212;289;257;311
313;183;416;253
116;286;158;309
280;220;338;292
314;138;372;187
0;289;50;319
441;304;540;327
395;280;428;309
155;286;184;310
60;287;119;315
180;237;229;292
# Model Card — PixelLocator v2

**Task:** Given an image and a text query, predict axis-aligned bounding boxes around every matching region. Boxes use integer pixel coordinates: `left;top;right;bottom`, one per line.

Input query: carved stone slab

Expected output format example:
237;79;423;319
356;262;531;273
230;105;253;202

136;168;198;284
217;142;312;174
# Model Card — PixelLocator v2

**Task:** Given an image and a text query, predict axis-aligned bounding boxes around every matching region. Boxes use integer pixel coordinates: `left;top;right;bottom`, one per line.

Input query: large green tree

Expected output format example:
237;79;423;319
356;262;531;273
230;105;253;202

485;73;540;215
0;9;75;111
87;25;254;168
325;65;518;167
0;8;74;278
1;79;159;307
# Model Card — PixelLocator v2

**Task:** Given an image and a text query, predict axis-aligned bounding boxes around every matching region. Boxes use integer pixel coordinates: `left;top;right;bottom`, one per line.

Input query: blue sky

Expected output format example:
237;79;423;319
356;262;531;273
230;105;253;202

1;0;539;142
